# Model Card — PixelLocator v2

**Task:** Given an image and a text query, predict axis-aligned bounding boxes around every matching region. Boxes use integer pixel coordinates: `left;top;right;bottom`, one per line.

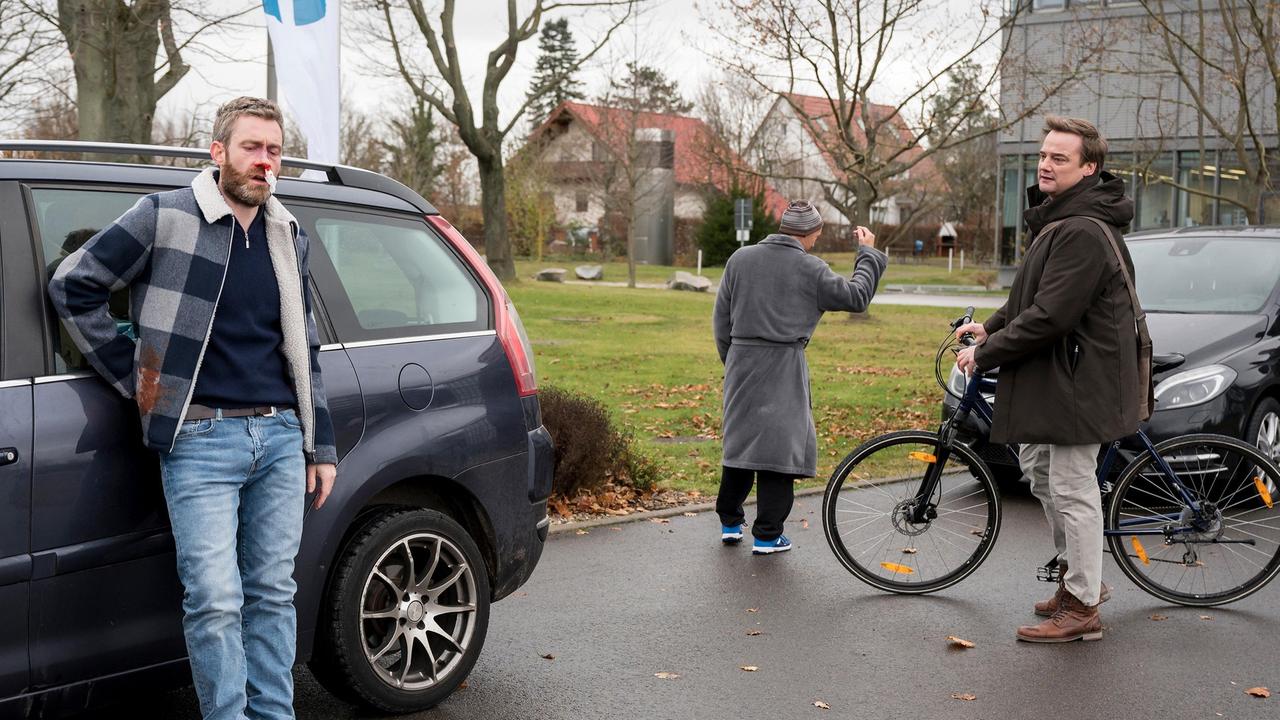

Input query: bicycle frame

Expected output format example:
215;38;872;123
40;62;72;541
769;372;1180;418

925;366;1210;539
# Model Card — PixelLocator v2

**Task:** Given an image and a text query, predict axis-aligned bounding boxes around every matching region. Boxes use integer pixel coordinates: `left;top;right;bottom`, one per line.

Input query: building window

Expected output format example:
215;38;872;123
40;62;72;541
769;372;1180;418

575;190;589;212
1130;153;1175;230
1032;0;1065;10
1178;151;1216;227
1216;149;1256;226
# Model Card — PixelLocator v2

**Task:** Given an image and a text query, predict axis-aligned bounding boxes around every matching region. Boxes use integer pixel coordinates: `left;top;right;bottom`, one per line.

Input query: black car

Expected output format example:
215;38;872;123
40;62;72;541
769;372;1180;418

0;141;553;716
943;226;1280;482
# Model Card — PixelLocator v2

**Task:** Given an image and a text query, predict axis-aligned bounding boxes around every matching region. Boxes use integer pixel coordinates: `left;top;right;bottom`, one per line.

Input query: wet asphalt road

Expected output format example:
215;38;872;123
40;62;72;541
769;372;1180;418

95;492;1278;720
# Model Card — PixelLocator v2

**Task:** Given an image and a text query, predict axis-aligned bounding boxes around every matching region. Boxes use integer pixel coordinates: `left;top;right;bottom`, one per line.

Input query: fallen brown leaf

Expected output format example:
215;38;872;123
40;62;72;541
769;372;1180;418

801;518;810;529
746;630;763;636
458;680;468;690
952;693;977;702
650;518;671;524
654;672;680;680
575;529;589;536
1199;615;1213;621
540;653;555;660
946;635;976;649
902;547;919;554
1150;614;1169;621
746;608;759;613
813;700;831;710
740;665;759;672
683;512;698;517
1246;687;1271;698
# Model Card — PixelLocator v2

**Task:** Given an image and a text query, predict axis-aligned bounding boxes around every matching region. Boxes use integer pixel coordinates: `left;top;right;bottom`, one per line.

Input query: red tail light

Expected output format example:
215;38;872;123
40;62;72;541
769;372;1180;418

426;216;538;396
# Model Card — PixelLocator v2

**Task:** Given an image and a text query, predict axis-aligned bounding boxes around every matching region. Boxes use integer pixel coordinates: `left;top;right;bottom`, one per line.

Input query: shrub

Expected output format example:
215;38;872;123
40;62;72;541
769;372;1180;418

695;186;779;266
539;385;657;498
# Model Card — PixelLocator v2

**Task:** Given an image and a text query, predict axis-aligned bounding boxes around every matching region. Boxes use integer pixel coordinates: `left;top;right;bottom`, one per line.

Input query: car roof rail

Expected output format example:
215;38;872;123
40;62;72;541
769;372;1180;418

0;139;437;215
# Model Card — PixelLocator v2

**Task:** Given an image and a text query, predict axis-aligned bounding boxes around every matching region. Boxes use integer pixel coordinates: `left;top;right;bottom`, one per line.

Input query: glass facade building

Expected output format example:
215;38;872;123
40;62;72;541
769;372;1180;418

999;148;1276;264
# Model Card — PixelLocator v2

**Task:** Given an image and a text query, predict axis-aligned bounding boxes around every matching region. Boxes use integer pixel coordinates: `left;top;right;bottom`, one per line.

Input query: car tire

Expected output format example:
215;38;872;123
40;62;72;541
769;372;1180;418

1246;396;1280;495
310;508;490;713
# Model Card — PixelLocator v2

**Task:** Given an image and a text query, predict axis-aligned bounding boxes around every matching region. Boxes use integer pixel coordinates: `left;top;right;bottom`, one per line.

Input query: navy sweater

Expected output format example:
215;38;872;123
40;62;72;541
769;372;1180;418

192;208;296;408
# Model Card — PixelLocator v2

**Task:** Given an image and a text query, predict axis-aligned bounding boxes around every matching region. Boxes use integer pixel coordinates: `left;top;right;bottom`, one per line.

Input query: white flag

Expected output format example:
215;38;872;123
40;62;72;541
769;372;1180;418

264;0;340;169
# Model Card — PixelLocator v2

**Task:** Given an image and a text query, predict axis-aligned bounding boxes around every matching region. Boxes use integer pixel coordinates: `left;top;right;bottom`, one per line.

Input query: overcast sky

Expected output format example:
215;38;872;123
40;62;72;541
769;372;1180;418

152;0;998;144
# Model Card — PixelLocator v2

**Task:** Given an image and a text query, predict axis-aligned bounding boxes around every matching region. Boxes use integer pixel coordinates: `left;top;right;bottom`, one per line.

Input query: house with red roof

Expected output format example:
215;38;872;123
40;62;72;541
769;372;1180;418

526;101;787;233
749;93;942;233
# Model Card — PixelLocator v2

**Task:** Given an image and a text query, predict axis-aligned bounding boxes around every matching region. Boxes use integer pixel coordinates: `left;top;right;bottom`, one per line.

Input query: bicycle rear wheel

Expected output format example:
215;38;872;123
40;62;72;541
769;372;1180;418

822;430;1002;593
1107;434;1280;607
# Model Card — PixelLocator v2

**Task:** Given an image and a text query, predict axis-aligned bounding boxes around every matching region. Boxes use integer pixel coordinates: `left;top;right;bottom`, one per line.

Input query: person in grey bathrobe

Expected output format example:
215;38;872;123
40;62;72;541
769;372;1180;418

713;200;888;554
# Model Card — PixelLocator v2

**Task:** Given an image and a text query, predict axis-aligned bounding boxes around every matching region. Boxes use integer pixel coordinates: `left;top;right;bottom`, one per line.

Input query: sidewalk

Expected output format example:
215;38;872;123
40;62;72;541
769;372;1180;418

557;278;1007;309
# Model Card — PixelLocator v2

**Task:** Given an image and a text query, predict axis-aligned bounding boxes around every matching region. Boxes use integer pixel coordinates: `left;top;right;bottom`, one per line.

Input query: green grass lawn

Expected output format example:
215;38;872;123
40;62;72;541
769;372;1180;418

508;281;968;496
514;253;997;288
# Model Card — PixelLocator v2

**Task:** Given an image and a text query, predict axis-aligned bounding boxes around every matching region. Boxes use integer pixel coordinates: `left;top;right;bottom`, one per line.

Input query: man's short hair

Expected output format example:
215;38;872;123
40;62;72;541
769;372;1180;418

212;97;284;147
1043;115;1107;170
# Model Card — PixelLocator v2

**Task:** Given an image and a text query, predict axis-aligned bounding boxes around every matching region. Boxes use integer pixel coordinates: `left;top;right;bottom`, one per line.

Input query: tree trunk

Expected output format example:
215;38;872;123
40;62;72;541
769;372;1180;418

478;156;516;281
626;206;637;289
57;0;182;153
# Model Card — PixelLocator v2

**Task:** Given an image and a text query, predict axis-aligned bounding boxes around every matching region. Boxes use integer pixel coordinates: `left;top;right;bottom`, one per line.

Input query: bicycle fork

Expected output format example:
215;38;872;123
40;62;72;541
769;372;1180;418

906;420;959;524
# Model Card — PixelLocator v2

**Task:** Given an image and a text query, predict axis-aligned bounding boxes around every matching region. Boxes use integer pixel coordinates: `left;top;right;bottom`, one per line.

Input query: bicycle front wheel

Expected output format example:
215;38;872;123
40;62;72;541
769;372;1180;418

1107;434;1280;607
822;430;1002;594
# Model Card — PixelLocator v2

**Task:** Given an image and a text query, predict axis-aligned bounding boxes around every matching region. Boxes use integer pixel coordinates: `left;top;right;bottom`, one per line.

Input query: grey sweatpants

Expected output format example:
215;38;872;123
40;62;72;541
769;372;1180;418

1018;442;1104;606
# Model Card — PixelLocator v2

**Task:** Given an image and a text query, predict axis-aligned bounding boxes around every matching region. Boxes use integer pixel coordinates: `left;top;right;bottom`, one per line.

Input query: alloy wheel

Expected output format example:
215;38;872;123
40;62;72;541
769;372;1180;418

359;532;479;691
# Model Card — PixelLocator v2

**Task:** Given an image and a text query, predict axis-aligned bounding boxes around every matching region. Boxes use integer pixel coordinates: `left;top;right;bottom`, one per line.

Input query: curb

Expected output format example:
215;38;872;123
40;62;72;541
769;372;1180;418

549;485;827;535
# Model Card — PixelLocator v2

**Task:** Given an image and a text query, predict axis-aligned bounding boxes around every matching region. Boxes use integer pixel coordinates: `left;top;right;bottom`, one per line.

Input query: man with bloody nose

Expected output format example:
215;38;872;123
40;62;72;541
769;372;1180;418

49;96;337;719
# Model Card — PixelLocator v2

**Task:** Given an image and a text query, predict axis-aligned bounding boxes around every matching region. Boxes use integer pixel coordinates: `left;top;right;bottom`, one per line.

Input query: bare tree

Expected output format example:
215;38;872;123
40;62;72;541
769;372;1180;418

361;0;637;280
0;0;61;129
1123;0;1278;224
710;0;1084;241
21;0;256;149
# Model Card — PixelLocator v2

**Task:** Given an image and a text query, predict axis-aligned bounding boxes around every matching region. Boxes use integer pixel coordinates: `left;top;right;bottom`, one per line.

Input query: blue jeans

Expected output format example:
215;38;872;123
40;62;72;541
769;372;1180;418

160;408;306;720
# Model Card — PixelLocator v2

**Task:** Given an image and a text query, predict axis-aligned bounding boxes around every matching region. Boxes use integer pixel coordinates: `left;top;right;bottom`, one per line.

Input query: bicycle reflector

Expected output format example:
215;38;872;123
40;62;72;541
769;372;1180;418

1255;476;1274;509
879;562;916;575
908;452;937;464
1132;537;1151;565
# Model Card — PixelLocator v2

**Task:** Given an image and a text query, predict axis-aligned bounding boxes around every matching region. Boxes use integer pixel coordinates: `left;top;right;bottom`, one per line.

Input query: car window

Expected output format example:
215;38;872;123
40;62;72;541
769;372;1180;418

30;188;143;373
309;211;488;341
1129;236;1280;314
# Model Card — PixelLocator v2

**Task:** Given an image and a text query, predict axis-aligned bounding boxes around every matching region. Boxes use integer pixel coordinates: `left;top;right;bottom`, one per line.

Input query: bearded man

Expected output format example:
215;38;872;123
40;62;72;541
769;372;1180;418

49;96;337;719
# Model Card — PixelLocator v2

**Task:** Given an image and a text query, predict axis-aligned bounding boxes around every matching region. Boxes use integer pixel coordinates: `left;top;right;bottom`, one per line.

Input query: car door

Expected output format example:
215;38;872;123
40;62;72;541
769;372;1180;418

23;185;187;688
0;180;34;701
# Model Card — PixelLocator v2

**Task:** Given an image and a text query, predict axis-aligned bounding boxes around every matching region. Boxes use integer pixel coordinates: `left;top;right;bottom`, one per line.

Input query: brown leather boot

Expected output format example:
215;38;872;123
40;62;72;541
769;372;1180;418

1034;581;1111;617
1017;592;1103;643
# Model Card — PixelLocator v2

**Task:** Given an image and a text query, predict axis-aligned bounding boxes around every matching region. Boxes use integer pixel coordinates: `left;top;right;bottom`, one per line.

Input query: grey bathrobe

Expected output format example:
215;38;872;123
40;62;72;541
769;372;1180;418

713;234;888;477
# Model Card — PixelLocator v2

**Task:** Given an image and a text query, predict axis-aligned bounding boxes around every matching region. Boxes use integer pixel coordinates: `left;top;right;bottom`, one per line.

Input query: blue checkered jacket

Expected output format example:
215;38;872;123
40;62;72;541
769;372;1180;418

48;168;338;464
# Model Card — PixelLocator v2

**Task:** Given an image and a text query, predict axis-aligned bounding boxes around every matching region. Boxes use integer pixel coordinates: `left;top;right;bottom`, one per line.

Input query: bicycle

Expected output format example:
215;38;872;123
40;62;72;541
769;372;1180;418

821;308;1280;607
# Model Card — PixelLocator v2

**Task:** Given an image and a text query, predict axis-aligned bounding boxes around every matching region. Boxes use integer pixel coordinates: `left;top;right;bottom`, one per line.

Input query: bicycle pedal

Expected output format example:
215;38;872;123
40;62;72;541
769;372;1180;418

1036;557;1063;583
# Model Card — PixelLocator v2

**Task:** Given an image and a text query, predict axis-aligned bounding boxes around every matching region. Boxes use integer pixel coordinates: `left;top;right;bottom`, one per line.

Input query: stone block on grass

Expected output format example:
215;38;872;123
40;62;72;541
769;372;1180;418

667;271;711;292
536;268;567;282
575;264;604;280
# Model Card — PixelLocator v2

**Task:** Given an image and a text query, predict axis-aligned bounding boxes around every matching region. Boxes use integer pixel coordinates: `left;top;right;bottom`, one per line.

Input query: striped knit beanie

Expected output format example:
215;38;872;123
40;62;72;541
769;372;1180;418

779;200;823;237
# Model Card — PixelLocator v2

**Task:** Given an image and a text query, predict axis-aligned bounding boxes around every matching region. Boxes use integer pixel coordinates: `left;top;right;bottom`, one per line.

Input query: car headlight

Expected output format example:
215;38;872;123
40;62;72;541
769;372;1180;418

946;365;995;403
1154;364;1236;409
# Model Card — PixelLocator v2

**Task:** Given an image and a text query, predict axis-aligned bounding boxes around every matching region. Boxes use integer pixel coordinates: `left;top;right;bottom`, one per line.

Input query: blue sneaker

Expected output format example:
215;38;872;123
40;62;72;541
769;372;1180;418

721;525;745;544
752;535;792;555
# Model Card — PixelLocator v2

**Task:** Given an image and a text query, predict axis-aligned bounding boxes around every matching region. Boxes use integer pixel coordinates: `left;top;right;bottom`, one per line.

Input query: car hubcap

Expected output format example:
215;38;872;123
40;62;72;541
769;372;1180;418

1256;411;1280;495
359;532;478;691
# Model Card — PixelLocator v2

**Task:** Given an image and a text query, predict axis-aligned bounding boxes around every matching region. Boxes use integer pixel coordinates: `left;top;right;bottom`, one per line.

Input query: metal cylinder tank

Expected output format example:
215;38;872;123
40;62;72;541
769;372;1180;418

631;127;675;266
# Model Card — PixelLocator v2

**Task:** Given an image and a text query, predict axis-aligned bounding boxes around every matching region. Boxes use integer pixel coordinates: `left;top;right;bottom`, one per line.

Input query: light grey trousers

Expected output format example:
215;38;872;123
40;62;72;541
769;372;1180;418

1018;442;1104;606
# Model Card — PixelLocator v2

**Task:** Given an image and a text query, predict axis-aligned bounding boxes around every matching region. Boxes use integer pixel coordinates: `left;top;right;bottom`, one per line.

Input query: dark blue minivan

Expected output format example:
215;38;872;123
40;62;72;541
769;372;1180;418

0;141;553;716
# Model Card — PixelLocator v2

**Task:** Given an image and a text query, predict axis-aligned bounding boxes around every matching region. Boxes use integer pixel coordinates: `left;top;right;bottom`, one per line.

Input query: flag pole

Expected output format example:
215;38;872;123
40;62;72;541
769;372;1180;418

267;31;278;102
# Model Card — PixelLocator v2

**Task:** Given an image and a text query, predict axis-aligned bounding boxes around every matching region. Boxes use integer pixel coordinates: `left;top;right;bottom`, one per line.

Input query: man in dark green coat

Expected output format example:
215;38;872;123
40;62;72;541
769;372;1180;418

956;116;1142;643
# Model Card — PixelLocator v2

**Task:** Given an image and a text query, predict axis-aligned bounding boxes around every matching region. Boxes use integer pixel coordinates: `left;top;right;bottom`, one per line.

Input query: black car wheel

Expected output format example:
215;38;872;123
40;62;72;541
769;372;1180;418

311;508;490;713
1247;397;1280;496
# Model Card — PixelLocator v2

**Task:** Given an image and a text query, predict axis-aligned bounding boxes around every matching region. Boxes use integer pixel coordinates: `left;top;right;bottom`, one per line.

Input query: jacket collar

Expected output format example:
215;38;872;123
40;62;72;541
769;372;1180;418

759;233;806;251
191;166;298;228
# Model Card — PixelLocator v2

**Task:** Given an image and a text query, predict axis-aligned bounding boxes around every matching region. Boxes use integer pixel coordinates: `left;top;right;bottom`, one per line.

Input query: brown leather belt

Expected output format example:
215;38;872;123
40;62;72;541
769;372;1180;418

184;404;291;421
